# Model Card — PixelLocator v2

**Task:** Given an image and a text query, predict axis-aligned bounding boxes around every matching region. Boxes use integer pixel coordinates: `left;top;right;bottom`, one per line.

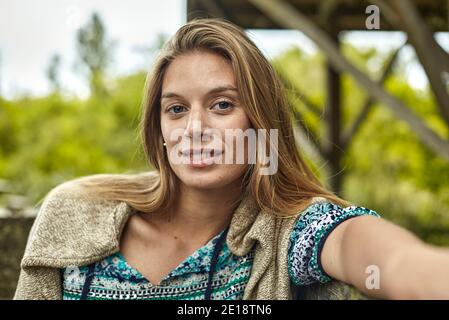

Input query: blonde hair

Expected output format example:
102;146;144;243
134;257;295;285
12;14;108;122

76;18;351;218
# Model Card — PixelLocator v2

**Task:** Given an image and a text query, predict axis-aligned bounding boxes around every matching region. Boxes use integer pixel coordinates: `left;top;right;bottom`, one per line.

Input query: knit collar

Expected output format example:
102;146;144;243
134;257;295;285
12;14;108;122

20;172;264;269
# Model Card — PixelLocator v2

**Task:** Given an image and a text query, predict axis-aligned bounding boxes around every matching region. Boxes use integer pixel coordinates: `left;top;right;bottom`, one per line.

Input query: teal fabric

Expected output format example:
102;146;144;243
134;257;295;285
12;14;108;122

62;201;381;300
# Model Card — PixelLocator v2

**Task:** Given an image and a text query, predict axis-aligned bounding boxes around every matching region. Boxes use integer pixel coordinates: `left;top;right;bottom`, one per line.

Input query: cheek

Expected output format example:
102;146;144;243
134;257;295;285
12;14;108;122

234;109;252;130
160;119;170;142
212;112;253;164
213;110;252;131
160;117;182;145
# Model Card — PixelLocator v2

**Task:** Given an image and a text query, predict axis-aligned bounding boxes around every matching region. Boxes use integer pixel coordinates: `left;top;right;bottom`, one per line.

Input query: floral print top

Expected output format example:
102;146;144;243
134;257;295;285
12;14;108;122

61;200;381;300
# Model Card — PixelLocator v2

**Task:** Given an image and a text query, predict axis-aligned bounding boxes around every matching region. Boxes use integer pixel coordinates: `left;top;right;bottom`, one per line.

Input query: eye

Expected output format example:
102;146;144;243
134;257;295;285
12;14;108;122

212;100;234;111
167;105;186;114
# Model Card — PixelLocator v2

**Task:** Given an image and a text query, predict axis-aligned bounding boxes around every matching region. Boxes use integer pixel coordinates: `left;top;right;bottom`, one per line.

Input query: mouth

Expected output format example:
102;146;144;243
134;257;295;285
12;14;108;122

178;148;224;168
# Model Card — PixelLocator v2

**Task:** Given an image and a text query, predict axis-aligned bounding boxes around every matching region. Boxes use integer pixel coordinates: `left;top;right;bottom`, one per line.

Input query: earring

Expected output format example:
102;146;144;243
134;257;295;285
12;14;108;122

163;141;167;146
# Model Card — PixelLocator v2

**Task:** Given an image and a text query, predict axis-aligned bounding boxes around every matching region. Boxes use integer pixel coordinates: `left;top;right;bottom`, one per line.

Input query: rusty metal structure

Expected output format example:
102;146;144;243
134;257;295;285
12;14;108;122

186;0;449;194
187;0;447;31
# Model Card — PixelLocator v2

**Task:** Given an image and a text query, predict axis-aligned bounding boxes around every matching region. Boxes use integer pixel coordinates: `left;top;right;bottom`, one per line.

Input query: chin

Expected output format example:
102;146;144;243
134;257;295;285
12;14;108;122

172;164;245;190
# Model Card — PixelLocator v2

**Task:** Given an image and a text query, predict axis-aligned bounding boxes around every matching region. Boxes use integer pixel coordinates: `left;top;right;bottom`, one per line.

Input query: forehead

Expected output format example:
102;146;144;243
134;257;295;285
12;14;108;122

162;50;236;94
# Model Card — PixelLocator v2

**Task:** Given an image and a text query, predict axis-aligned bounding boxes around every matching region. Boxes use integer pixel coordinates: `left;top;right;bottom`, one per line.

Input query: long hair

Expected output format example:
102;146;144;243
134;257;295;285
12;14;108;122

75;18;351;218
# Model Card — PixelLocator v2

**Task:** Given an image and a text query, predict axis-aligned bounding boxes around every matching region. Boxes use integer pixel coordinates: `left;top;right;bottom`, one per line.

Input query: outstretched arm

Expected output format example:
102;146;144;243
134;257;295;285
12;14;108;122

321;215;449;299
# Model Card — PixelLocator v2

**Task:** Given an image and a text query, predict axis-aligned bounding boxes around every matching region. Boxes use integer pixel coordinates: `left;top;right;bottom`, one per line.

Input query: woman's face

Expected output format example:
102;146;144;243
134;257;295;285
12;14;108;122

160;50;252;190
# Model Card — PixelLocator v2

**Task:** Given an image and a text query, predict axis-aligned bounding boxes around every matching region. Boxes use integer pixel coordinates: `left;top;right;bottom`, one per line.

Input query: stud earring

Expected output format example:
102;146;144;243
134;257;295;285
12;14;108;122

163;141;167;146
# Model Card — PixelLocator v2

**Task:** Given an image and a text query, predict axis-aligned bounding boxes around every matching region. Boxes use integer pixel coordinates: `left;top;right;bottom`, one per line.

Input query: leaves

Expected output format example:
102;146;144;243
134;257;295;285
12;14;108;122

274;44;449;245
1;39;448;245
0;73;147;202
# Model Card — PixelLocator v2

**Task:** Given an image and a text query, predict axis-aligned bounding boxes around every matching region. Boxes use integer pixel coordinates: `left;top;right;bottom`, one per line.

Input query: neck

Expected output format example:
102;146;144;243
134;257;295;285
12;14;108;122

161;178;244;244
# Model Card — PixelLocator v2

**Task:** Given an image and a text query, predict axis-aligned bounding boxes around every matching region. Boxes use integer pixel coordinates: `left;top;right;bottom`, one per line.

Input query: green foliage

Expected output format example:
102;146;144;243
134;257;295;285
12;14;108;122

76;13;114;95
274;43;449;246
0;73;148;204
1;38;448;247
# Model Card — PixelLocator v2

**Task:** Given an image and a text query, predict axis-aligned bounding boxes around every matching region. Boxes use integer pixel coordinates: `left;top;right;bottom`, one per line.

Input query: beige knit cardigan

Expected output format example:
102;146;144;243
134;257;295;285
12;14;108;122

14;172;356;300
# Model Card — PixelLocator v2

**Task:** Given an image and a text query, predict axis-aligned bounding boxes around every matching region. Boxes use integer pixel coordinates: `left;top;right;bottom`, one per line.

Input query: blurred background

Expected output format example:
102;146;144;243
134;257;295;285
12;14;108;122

1;0;449;299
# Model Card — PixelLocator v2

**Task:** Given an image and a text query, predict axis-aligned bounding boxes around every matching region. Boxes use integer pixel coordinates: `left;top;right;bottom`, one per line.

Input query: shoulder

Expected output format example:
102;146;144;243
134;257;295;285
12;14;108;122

32;173;126;230
38;173;125;205
21;173;145;268
295;199;381;229
35;170;159;217
290;199;381;250
288;199;381;286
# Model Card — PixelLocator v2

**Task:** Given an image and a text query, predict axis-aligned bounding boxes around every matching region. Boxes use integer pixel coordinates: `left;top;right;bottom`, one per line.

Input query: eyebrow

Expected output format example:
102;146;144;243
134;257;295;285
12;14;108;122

161;85;238;100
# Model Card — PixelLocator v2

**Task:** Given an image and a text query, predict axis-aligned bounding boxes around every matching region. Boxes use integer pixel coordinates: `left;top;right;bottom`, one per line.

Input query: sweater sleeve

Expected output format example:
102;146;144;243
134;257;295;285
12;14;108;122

288;201;381;286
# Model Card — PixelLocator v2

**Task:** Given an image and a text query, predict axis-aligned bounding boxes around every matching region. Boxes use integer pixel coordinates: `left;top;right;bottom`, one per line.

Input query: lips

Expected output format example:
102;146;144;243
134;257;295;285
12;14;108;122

180;148;223;158
178;148;224;167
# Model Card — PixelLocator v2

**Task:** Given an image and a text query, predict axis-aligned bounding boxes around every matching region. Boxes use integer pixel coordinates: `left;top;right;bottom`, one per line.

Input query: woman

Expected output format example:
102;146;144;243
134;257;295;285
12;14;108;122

15;18;449;300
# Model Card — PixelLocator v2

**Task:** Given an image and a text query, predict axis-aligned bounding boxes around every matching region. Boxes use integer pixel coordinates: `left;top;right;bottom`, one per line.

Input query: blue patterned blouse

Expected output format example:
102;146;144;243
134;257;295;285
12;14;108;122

61;200;381;300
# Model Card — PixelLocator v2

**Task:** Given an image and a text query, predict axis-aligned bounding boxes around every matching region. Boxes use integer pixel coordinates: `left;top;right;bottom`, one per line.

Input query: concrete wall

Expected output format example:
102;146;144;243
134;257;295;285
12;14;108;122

0;217;34;299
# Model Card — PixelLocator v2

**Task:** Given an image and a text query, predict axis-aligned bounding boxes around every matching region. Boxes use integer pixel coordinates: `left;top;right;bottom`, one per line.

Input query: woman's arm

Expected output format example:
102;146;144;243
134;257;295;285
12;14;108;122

321;215;449;299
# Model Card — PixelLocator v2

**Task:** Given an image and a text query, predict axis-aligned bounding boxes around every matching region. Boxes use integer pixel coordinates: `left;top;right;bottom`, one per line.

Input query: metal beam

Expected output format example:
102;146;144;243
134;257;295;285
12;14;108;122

248;0;449;161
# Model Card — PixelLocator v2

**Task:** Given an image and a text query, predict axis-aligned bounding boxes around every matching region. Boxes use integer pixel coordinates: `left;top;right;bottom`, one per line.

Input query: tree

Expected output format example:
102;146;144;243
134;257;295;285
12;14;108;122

46;54;62;93
75;13;113;96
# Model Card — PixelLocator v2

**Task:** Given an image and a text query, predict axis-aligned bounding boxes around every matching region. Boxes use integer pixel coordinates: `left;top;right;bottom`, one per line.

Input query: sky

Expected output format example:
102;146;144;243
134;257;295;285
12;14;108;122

0;0;446;99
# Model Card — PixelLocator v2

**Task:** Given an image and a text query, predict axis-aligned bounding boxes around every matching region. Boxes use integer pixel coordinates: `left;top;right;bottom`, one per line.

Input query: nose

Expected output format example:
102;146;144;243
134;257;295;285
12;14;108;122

183;105;210;143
